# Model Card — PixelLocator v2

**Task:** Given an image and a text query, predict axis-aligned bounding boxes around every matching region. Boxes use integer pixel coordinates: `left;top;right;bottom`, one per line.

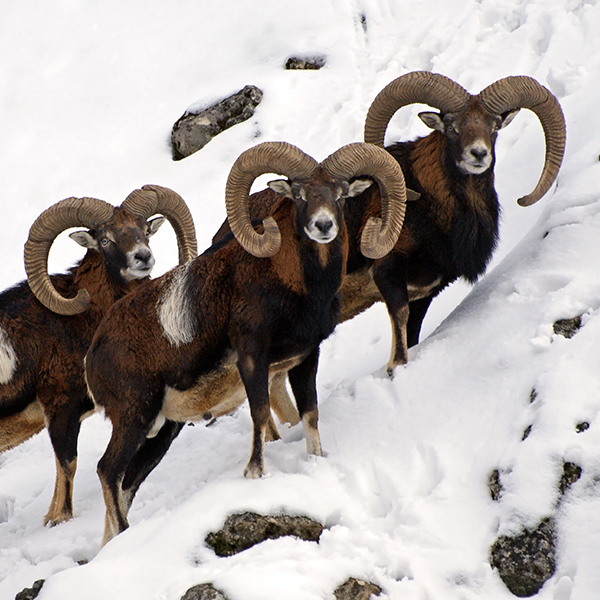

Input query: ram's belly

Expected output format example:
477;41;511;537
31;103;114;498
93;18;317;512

160;354;304;423
340;268;381;323
340;267;444;320
407;275;444;301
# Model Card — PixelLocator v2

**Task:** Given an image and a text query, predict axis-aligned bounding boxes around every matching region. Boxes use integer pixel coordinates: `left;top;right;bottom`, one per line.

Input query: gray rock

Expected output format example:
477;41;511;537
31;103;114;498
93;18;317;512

559;461;582;497
171;85;263;160
205;511;323;557
490;517;556;597
15;579;44;600
488;469;502;502
181;583;230;600
285;56;326;70
334;577;382;600
553;316;582;338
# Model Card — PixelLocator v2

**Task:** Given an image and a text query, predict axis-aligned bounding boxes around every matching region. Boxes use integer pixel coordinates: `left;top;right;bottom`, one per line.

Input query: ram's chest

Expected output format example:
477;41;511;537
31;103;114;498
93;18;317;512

158;354;304;424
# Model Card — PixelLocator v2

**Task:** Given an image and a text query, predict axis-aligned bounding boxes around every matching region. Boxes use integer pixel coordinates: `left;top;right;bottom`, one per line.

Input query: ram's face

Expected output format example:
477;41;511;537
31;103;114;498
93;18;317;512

293;179;345;244
70;207;165;284
419;98;519;176
268;168;372;245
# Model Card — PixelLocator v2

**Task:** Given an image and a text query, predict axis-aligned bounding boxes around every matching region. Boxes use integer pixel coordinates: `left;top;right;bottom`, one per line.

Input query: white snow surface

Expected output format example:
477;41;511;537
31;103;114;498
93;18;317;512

1;1;600;599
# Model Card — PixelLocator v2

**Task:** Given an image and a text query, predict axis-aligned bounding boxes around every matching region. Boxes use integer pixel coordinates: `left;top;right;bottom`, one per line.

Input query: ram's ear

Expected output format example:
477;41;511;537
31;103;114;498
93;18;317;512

499;108;520;129
267;179;293;199
347;178;373;197
69;230;98;250
418;111;444;132
147;216;165;237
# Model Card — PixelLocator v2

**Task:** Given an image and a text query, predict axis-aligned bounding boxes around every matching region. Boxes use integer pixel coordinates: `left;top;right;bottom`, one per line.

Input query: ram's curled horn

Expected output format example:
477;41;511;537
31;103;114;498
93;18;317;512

25;197;116;316
477;76;566;206
120;184;198;263
225;142;319;257
364;71;470;148
364;70;566;207
321;142;408;259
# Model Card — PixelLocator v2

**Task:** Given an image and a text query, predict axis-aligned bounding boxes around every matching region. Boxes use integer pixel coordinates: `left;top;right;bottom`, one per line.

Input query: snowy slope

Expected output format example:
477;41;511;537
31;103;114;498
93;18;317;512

1;1;599;599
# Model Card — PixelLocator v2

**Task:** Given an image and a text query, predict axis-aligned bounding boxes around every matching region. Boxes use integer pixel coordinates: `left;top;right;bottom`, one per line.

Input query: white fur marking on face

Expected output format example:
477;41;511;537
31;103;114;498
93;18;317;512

157;264;195;346
304;207;339;244
0;327;17;384
122;242;156;281
459;141;493;174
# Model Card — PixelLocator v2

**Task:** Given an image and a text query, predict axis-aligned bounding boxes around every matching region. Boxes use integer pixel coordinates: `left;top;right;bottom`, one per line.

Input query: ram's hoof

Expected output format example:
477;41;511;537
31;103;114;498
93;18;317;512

243;463;264;479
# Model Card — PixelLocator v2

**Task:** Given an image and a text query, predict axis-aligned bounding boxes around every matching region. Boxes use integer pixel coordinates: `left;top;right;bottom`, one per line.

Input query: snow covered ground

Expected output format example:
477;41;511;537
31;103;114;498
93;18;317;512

1;1;599;598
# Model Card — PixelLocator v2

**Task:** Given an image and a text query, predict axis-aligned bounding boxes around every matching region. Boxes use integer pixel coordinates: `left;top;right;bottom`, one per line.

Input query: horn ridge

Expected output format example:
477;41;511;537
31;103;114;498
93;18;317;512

122;185;198;264
478;76;566;206
225;142;318;257
321;142;408;259
364;71;470;147
25;196;115;315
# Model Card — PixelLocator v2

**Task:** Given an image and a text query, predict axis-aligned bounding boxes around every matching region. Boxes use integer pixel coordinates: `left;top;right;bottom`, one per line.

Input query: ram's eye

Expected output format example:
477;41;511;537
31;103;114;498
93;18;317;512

101;238;110;247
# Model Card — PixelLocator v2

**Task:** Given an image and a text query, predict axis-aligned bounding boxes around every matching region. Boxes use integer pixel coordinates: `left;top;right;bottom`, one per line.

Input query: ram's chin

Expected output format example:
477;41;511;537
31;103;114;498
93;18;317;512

458;161;490;176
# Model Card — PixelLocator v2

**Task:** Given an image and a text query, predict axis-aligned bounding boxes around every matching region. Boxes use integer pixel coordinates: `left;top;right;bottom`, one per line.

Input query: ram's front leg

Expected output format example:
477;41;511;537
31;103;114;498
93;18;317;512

237;342;271;479
373;254;410;377
288;346;322;458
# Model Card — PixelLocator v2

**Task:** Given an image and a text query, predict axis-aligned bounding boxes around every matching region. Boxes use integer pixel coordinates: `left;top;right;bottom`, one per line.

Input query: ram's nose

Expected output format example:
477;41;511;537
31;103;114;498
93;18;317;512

133;249;153;269
315;218;334;234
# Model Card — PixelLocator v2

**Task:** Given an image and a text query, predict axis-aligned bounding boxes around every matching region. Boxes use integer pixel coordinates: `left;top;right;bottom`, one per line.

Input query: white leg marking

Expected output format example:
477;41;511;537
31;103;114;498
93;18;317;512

302;413;322;457
147;413;166;438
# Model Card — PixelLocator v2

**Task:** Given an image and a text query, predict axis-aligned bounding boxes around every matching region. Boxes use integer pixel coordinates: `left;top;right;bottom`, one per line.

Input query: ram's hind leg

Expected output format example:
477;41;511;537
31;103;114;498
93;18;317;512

97;423;148;546
373;255;410;377
269;371;300;427
43;393;92;526
407;297;433;348
121;420;184;512
45;455;77;526
237;342;271;479
288;347;322;458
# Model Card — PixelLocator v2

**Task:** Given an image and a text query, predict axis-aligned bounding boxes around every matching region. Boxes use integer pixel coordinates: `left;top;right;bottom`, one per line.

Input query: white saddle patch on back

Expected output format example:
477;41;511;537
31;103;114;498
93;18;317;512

157;264;195;347
0;327;17;384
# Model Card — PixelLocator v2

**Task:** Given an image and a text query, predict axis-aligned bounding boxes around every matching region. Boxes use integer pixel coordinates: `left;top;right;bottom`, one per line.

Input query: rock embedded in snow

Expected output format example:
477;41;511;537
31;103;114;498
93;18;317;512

284;55;326;70
205;511;323;557
488;469;503;502
334;578;382;600
15;579;44;600
558;461;582;497
180;583;230;600
170;85;263;160
490;517;556;597
552;316;582;338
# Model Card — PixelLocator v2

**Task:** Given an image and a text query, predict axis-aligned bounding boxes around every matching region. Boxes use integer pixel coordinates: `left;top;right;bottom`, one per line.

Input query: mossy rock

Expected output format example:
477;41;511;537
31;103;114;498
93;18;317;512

206;511;323;557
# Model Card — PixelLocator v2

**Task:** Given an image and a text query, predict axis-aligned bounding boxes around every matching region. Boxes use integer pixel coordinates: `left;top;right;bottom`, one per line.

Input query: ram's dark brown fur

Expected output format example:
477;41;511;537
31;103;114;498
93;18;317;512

0;207;163;526
85;168;360;545
214;104;511;376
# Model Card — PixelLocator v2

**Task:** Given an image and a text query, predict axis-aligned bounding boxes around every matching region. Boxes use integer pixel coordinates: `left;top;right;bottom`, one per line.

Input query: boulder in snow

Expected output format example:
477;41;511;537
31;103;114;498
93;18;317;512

171;85;263;160
205;511;323;557
334;577;382;600
181;583;230;600
490;517;556;597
